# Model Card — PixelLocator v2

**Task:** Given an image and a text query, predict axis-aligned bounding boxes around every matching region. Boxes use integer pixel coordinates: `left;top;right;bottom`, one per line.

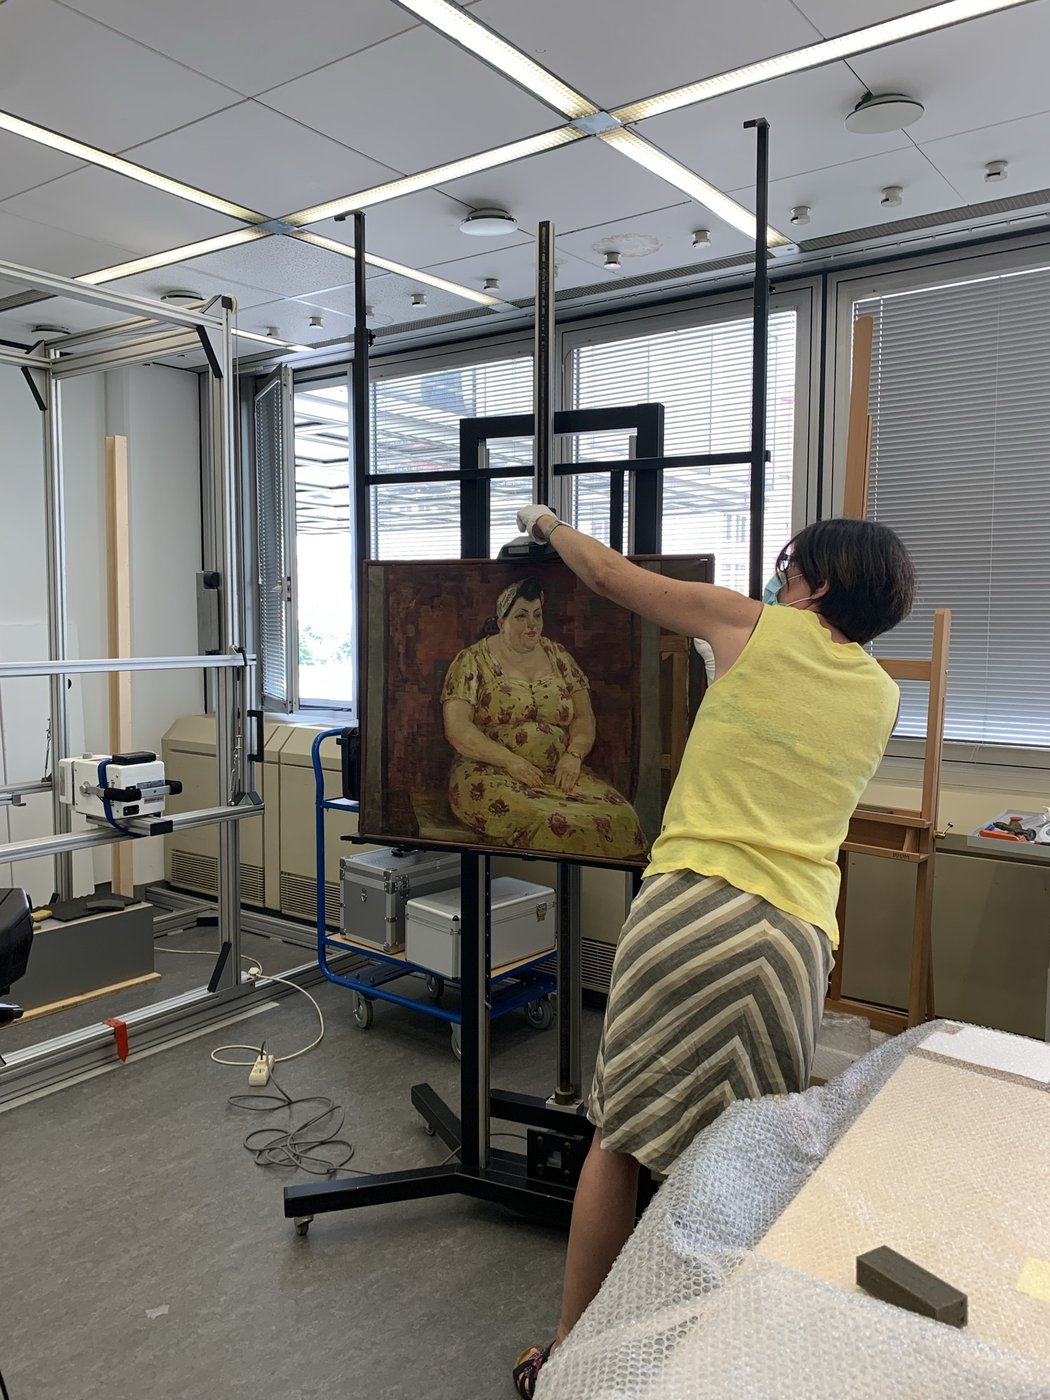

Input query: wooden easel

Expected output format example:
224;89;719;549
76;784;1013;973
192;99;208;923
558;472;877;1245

827;316;951;1032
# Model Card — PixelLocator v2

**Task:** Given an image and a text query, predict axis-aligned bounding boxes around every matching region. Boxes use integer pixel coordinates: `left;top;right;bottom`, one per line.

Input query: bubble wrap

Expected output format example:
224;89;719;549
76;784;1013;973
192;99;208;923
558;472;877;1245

538;1022;1050;1400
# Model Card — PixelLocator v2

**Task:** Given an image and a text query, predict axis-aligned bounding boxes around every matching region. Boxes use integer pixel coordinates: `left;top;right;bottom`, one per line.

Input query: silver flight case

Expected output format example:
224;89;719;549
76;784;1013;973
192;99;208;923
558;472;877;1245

339;848;460;953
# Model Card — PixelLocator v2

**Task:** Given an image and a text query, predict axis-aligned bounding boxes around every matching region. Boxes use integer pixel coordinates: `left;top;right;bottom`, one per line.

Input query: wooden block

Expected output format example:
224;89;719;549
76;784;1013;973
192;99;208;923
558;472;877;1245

857;1245;967;1327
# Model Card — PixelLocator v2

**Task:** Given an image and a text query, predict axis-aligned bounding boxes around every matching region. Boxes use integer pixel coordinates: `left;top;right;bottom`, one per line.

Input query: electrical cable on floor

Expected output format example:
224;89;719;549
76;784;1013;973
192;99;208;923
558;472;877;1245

0;1363;10;1400
228;1069;358;1176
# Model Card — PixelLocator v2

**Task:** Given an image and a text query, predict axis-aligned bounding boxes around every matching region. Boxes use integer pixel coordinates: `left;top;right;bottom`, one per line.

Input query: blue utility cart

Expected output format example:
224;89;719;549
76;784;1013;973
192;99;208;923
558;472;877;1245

312;728;556;1057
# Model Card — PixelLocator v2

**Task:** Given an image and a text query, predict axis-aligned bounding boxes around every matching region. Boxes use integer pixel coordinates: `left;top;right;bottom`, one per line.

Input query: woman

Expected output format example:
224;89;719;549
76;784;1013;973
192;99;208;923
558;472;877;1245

441;578;646;860
511;507;915;1397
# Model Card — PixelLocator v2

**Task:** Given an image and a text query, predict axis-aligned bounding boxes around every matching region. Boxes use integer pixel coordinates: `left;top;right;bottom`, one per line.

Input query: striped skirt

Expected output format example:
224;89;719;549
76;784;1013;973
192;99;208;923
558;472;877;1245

589;870;833;1176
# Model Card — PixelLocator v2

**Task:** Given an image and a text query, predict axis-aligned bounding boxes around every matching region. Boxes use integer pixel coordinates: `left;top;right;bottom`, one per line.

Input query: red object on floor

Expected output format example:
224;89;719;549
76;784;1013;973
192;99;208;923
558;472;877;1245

103;1017;129;1061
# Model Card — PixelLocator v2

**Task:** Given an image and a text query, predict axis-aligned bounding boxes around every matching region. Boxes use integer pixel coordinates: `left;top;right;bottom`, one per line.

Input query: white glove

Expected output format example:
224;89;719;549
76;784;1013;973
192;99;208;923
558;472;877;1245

516;503;558;544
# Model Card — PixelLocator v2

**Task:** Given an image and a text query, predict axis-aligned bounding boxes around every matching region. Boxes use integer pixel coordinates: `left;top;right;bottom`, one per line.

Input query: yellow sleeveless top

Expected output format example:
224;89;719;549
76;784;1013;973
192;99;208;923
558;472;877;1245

646;606;900;944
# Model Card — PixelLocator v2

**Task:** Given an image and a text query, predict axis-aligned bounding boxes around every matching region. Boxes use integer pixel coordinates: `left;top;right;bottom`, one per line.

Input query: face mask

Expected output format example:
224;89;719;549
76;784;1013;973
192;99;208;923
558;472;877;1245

762;574;784;607
763;572;817;609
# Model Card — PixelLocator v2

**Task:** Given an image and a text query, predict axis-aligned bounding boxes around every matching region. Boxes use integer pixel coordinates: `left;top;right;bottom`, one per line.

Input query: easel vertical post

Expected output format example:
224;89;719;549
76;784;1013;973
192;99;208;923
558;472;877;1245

105;434;133;896
843;315;874;519
745;117;770;601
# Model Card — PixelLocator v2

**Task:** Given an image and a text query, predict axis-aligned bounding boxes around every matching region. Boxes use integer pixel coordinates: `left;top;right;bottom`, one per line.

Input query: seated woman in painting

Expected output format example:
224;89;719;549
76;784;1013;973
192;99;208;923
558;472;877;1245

440;578;647;860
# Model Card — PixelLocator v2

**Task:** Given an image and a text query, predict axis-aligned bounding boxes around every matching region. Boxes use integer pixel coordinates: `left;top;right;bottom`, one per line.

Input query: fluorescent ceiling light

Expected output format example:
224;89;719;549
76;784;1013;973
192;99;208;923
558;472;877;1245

295;232;505;307
0;110;267;224
234;328;311;352
77;229;270;285
599;129;790;246
390;0;597;119
614;0;1035;123
285;127;583;227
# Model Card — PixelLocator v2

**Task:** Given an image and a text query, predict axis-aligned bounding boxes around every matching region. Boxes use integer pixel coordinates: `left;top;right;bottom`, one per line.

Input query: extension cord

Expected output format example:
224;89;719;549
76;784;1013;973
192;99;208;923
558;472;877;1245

248;1053;275;1087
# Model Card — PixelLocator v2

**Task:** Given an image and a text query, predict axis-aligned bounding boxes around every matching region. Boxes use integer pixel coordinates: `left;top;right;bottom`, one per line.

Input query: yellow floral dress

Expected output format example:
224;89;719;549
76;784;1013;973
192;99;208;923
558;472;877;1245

440;637;647;859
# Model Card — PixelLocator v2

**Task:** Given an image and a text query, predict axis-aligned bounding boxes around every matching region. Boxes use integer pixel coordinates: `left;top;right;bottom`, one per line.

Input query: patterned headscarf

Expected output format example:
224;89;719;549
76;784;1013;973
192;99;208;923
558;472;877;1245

496;581;545;622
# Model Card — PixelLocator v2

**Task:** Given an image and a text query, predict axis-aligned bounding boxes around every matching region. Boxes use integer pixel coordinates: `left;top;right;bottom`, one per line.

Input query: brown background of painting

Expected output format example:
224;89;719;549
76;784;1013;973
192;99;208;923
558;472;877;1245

367;559;642;842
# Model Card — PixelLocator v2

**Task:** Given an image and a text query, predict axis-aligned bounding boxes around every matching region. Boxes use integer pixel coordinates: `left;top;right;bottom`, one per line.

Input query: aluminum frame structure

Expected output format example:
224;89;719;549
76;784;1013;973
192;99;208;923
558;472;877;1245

0;259;265;1103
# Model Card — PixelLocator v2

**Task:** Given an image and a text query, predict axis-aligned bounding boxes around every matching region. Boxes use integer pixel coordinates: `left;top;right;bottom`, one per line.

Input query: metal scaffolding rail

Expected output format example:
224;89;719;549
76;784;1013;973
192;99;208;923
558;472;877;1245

0;257;259;1094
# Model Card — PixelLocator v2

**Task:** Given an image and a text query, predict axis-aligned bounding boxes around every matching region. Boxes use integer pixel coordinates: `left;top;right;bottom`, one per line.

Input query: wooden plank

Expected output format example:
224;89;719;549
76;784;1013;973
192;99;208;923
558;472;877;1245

823;995;907;1036
19;971;161;1021
840;840;927;863
106;434;134;897
878;658;932;681
852;808;930;829
842;315;874;519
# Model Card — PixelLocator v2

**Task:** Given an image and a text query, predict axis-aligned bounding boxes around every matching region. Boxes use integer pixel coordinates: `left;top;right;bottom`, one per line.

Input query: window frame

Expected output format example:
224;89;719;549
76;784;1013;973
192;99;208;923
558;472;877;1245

826;232;1050;769
560;280;822;543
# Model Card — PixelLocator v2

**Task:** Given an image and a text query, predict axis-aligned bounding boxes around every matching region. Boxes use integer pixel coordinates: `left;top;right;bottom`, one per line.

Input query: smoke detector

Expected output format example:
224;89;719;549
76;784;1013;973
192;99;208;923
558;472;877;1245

845;91;924;134
30;324;72;339
411;292;428;307
984;159;1008;183
458;208;518;237
880;185;904;208
603;251;623;273
161;289;204;304
691;228;711;250
789;205;811;226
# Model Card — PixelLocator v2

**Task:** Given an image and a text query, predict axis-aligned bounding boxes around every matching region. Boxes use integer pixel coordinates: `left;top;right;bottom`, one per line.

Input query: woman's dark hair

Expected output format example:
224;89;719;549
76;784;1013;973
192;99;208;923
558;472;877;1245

777;518;915;644
478;577;545;639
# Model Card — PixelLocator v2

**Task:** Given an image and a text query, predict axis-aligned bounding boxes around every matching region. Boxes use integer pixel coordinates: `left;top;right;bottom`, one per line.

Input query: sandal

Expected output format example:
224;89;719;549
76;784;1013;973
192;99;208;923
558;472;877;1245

513;1342;554;1398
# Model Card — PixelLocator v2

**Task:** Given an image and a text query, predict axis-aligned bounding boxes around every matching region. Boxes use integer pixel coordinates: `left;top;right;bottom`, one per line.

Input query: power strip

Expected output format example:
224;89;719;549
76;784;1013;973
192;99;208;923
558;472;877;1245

248;1053;276;1087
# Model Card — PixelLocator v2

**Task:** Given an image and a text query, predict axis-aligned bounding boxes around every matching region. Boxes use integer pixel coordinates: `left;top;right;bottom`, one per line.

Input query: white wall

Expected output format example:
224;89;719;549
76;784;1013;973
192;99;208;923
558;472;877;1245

0;359;203;896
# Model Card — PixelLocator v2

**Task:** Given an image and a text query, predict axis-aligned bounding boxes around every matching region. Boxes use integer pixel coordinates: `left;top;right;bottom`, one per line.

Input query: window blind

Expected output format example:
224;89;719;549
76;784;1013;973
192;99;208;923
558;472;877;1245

371;357;534;558
571;310;797;590
255;368;295;710
859;268;1050;750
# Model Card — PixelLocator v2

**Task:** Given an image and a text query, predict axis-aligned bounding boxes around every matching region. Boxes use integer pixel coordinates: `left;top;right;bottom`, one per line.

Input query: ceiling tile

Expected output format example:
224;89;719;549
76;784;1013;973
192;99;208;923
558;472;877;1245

260;24;557;172
124;103;400;221
0;209;137;280
0;0;239;148
105;265;280;311
1;168;242;259
919;110;1050;204
0;293;138;340
791;1;966;38
728;145;964;240
176;234;377;299
437;137;691;240
59;0;419;97
233;297;356;346
474;0;821;111
556;202;754;280
418;239;616;301
642;62;910;192
849;4;1050;143
312;189;526;277
0;130;85;201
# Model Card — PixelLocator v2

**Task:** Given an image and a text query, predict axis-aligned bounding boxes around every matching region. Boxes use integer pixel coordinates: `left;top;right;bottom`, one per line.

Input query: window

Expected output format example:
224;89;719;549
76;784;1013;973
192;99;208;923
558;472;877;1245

293;381;353;707
371;354;533;559
858;266;1050;751
569;308;798;584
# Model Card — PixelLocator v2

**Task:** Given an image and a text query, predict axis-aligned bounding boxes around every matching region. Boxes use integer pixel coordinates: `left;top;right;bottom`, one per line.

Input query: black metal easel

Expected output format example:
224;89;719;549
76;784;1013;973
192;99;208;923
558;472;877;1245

283;120;773;1234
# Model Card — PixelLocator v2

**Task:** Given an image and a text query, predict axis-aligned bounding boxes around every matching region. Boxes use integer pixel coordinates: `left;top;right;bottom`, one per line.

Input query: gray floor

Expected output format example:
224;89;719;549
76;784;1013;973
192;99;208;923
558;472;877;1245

1;966;603;1400
2;923;312;1055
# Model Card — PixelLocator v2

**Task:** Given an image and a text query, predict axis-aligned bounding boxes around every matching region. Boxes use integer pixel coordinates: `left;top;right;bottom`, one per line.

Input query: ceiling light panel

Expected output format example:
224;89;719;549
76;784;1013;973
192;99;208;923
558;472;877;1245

613;0;1036;123
285;127;583;226
599;129;790;245
0;111;265;223
77;229;271;286
390;0;599;118
294;232;505;307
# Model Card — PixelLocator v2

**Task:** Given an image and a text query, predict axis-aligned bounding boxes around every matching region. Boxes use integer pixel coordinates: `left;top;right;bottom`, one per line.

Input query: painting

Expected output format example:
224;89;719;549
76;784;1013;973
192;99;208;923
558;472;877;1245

359;554;713;869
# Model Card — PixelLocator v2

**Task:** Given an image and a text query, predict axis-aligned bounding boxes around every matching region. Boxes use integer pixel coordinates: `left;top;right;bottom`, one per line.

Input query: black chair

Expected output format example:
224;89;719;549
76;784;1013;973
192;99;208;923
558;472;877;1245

0;886;33;1025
